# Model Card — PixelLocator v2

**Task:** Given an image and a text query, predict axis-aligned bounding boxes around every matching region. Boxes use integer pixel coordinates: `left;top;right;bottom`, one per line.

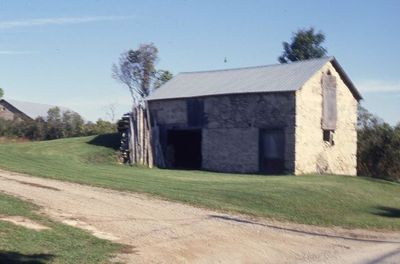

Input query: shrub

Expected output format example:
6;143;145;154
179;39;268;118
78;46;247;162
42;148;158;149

0;108;116;141
357;106;400;182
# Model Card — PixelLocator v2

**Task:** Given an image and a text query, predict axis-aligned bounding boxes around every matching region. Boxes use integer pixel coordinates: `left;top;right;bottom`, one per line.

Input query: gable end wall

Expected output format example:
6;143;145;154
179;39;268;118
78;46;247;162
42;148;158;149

295;62;358;175
0;101;20;120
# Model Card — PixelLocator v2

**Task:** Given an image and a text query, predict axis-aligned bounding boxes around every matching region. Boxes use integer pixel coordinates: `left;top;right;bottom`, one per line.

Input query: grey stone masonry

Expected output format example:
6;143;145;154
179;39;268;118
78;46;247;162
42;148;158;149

148;92;296;173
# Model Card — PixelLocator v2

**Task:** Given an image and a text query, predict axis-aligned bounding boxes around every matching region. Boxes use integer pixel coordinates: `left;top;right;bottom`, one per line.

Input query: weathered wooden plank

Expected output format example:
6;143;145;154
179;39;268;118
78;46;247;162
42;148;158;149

322;74;337;130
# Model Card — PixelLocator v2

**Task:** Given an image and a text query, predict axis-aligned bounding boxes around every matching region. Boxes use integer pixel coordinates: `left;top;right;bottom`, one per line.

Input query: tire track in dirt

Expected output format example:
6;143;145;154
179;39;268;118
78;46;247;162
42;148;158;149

0;170;399;264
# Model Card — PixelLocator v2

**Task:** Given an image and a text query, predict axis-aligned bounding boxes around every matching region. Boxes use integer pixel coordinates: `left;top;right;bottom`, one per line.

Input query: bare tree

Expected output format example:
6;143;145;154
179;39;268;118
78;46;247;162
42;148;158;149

112;43;159;105
104;103;117;122
112;43;172;167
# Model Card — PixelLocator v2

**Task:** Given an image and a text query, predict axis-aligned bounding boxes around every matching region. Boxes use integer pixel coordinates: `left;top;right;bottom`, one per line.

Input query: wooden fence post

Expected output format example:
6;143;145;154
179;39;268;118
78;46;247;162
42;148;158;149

127;104;159;168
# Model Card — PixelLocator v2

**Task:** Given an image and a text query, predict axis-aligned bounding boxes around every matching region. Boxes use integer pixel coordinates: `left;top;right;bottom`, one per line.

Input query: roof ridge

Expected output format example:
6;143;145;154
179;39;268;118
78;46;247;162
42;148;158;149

5;98;67;108
147;55;365;102
180;56;334;75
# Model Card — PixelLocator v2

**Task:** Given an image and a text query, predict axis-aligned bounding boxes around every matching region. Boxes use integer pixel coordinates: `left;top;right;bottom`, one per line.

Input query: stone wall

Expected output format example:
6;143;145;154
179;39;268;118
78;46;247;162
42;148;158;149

149;92;296;173
295;62;358;176
202;127;259;173
149;99;187;126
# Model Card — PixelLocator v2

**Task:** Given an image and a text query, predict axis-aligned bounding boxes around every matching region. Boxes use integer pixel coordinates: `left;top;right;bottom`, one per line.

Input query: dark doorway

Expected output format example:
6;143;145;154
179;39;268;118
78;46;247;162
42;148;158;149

167;129;202;169
259;129;285;174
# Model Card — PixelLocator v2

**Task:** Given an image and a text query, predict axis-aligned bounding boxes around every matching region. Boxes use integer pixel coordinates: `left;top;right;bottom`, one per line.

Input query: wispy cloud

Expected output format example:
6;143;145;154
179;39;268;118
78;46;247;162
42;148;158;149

0;50;38;55
356;79;400;92
57;95;132;121
0;16;133;29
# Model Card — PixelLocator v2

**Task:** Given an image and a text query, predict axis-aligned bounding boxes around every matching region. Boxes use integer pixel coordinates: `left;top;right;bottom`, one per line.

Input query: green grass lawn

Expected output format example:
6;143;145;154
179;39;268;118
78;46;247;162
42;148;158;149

0;134;399;230
0;192;120;263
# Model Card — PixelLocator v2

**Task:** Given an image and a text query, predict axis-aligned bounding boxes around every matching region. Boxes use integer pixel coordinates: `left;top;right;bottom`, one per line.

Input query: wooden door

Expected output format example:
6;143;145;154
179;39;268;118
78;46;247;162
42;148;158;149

260;129;285;174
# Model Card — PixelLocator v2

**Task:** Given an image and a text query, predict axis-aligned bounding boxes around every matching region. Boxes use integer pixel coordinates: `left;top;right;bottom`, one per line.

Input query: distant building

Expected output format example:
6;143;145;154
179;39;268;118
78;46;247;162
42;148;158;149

146;57;362;176
0;99;71;121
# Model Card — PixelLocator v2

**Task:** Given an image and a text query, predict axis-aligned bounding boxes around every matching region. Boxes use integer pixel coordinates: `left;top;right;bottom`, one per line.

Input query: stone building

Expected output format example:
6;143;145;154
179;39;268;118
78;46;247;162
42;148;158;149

0;99;71;121
146;57;362;175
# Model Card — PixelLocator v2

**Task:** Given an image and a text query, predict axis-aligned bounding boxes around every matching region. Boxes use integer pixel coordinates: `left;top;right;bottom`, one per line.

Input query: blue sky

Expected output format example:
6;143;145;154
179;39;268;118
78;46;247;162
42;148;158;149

0;0;399;124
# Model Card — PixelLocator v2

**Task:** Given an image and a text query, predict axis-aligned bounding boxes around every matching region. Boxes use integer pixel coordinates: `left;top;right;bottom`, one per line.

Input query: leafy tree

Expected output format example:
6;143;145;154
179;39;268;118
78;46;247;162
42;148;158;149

0;88;3;98
357;106;400;182
32;117;47;140
70;112;85;136
62;111;73;137
358;105;382;129
278;28;327;63
0;108;115;140
154;70;173;89
46;107;63;139
84;119;116;135
358;122;400;181
112;43;171;105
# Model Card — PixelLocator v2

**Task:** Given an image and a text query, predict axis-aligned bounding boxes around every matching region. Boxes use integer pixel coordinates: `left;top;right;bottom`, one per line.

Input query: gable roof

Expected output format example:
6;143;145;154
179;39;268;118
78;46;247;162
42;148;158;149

147;56;362;101
0;99;72;120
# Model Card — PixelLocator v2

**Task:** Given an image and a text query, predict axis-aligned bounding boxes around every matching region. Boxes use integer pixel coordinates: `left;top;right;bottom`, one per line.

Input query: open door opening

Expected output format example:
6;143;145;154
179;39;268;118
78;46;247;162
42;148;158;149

260;129;285;174
166;129;202;169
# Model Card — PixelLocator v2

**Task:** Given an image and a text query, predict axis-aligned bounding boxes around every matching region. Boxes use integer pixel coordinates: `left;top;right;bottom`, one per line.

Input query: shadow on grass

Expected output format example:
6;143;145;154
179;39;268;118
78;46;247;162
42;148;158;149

209;215;400;244
374;206;400;218
87;133;120;150
0;251;54;264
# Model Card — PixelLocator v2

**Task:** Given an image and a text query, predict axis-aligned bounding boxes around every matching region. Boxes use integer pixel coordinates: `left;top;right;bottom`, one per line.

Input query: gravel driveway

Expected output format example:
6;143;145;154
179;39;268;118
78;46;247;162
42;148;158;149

0;169;399;264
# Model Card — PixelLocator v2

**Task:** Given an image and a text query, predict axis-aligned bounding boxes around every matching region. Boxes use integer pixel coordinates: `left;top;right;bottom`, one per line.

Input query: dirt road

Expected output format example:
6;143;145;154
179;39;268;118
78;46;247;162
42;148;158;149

0;169;399;263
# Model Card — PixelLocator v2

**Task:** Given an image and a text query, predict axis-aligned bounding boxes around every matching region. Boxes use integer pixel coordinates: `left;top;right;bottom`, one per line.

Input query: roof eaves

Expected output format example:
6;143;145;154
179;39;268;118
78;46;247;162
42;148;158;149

330;57;363;100
0;99;33;120
146;90;296;102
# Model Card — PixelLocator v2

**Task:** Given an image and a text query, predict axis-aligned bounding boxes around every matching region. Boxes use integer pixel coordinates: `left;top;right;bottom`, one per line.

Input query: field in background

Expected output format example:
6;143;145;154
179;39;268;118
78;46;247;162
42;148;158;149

0;192;120;263
0;134;399;230
0;136;30;144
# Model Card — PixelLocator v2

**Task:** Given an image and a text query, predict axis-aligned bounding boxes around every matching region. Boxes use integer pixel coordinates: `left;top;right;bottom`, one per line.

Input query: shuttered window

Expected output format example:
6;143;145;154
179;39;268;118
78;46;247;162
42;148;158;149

322;73;337;130
187;99;204;127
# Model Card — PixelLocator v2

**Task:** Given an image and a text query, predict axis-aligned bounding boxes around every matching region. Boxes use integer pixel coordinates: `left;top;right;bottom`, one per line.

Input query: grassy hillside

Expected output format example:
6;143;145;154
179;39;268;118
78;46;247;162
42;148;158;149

0;134;399;230
0;192;120;263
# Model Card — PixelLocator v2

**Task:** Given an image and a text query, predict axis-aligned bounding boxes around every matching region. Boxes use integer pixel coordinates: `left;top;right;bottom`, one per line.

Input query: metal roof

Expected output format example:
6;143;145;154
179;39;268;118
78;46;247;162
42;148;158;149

147;56;362;101
1;99;73;120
